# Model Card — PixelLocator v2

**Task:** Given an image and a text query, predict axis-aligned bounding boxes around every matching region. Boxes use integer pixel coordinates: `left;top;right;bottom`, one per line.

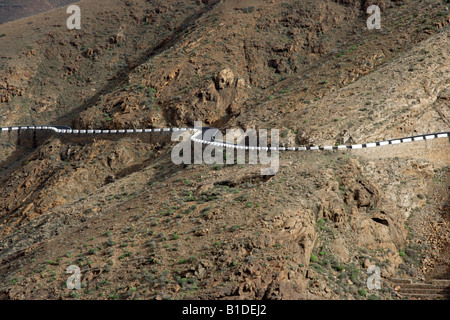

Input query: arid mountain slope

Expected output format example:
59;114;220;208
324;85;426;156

0;0;449;300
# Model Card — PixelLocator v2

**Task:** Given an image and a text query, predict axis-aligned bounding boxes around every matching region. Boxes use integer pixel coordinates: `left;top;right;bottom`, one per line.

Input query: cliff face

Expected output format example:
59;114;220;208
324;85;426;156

0;0;449;300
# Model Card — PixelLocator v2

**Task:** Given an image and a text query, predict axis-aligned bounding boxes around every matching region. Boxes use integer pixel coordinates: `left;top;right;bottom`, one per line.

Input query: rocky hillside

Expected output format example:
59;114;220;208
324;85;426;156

0;0;449;300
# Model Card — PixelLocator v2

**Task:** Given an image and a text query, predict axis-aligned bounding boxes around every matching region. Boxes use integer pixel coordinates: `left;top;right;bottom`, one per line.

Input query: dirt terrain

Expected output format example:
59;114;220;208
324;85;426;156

0;0;449;300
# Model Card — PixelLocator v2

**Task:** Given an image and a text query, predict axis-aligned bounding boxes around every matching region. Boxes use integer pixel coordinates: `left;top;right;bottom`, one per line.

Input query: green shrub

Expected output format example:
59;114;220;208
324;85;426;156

242;6;255;13
231;225;240;232
332;264;345;272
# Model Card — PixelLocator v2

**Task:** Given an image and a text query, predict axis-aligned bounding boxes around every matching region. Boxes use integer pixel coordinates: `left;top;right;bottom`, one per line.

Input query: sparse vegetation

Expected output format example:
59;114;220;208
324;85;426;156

0;0;448;302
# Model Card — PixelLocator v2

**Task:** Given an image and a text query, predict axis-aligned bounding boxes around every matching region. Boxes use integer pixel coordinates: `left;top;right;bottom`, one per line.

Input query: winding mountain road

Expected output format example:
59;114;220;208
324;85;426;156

0;125;449;151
